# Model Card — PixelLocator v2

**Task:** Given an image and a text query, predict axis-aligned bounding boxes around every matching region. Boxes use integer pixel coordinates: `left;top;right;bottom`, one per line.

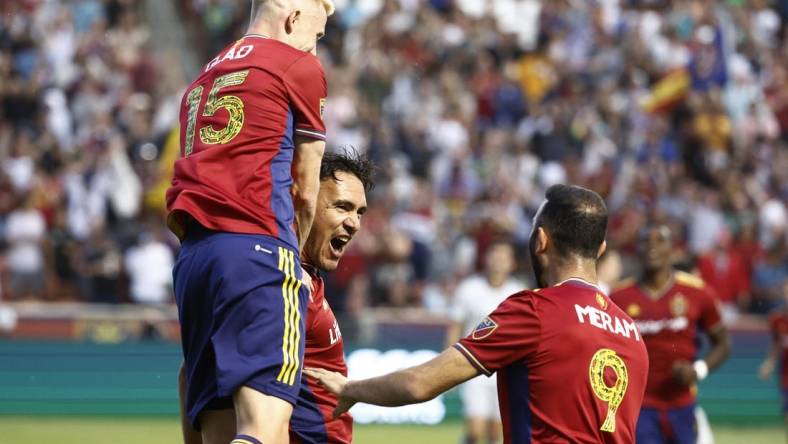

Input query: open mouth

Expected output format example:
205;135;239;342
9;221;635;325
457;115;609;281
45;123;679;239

329;235;350;256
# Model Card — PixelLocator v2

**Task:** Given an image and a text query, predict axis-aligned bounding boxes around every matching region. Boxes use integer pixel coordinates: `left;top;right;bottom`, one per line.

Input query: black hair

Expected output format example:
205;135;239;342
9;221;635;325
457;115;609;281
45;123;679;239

320;149;375;192
536;184;608;259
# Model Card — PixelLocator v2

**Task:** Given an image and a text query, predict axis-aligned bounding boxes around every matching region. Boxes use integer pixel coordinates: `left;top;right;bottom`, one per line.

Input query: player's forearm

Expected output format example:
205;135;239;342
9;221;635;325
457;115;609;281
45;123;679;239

703;327;732;372
342;368;434;407
292;138;325;249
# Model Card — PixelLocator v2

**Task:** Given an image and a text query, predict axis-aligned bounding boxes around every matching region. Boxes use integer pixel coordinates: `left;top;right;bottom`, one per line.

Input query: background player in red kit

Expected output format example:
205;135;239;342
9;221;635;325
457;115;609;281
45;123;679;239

167;1;334;443
758;283;788;433
611;225;731;444
180;151;374;444
306;184;649;444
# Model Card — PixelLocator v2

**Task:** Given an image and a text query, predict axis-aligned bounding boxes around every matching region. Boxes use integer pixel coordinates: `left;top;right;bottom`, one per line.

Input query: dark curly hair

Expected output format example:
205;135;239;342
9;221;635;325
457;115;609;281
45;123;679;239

319;148;375;192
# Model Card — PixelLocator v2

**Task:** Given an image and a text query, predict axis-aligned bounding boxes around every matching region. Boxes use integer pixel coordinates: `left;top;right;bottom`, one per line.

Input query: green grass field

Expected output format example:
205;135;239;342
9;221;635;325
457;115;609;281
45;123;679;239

0;417;782;443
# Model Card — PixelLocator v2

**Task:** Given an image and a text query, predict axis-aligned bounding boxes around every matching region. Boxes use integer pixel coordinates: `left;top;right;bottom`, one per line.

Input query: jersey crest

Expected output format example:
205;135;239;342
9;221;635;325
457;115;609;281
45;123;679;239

670;294;688;316
472;317;498;340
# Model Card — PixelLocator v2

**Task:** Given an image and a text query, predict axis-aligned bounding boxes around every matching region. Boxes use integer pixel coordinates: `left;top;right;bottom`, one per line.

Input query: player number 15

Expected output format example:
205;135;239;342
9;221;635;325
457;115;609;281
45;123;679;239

184;70;250;156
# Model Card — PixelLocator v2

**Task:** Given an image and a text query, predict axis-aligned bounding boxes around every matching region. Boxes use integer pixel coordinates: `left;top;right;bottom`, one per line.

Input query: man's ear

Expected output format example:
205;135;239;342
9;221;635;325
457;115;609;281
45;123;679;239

535;227;549;255
285;9;300;34
597;240;607;259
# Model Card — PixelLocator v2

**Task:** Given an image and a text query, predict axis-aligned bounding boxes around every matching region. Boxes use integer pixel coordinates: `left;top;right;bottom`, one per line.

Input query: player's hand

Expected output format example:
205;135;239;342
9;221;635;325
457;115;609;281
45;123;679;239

671;360;697;386
303;367;355;418
759;359;775;381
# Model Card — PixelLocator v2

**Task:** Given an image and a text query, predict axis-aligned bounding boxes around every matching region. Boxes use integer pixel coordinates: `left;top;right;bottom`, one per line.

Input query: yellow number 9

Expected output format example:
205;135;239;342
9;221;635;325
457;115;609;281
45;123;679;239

589;348;628;433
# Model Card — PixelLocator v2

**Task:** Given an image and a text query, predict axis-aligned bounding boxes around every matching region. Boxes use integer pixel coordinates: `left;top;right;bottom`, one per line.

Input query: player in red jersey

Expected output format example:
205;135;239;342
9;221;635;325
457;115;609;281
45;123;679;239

169;1;335;444
610;225;731;444
759;283;788;432
307;185;649;444
180;151;373;444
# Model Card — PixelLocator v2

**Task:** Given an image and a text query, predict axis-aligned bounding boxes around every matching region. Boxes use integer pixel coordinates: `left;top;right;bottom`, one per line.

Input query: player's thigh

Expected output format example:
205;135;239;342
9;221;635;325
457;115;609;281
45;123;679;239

234;385;294;443
210;236;308;404
200;408;236;444
636;408;668;444
667;404;698;444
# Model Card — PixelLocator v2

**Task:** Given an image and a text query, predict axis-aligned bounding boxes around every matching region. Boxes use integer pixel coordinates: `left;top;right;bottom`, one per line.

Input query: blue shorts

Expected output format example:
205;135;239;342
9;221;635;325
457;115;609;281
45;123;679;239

174;225;308;427
636;404;697;444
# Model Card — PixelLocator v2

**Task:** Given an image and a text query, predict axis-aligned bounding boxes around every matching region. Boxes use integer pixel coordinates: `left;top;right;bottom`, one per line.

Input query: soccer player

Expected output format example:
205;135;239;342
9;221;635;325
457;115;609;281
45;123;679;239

179;151;373;444
611;225;731;444
445;240;523;444
307;184;649;444
167;1;334;443
758;283;788;432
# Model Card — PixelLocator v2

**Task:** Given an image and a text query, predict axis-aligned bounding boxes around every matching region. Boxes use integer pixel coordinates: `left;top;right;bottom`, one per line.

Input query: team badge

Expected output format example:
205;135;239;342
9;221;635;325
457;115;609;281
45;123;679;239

670;294;687;316
626;304;641;318
319;98;326;119
596;293;608;310
471;317;498;340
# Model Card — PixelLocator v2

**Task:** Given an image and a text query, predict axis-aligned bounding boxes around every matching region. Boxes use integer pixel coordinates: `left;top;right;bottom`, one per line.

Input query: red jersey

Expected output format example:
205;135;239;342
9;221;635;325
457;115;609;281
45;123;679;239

769;312;788;389
610;271;722;409
167;35;327;249
290;266;352;444
455;279;648;444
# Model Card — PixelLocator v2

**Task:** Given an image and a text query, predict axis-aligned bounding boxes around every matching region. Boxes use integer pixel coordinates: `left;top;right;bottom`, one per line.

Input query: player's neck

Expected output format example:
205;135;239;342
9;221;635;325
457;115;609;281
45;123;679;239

247;21;285;42
545;258;598;288
641;268;674;293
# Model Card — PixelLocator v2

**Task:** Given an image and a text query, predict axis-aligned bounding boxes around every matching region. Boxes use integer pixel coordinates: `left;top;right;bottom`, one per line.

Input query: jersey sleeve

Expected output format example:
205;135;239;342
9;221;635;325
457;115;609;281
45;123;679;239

453;292;540;376
284;55;326;141
697;286;723;331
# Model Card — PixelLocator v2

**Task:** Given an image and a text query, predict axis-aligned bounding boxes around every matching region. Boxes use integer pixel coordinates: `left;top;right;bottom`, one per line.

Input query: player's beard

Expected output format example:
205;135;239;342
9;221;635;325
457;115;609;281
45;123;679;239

529;230;548;288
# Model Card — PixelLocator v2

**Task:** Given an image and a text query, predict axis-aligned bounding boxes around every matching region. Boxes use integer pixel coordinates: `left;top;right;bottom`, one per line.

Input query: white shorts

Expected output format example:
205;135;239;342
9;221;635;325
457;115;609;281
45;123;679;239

460;375;501;420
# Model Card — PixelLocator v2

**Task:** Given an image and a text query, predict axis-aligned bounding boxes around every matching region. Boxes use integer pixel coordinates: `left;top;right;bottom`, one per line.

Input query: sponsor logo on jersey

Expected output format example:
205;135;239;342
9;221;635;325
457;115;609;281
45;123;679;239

635;316;689;334
471;317;498;340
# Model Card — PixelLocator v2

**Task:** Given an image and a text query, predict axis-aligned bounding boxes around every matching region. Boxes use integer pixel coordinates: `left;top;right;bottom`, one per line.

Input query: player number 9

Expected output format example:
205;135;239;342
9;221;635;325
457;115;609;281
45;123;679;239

589;348;628;433
184;70;250;156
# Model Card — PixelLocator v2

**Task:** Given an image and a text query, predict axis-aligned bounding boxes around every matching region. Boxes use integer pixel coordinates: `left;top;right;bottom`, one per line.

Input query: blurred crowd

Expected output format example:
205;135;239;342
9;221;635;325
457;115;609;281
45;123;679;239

0;0;182;304
0;0;786;330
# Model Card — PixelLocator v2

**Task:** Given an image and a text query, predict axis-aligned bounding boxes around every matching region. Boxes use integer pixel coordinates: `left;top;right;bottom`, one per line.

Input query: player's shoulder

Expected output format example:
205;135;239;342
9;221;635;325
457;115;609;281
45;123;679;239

673;270;707;290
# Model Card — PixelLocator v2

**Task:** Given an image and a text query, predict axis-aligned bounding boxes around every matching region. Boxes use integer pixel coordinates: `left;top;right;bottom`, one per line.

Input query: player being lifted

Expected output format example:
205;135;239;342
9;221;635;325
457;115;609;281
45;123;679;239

307;185;649;444
167;1;334;444
180;152;373;444
611;225;731;444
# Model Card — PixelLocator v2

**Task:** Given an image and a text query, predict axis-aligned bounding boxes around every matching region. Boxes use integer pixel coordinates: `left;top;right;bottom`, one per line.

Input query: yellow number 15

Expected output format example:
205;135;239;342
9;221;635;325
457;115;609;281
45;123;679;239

589;348;629;433
184;70;250;156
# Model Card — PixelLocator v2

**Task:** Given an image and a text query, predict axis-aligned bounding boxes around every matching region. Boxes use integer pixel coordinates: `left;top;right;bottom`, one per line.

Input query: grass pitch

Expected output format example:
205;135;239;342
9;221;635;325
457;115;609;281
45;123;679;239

0;416;781;443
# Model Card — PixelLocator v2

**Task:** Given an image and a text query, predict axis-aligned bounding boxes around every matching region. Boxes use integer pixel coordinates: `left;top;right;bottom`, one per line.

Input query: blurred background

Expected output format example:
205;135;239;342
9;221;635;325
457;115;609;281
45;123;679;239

0;0;786;442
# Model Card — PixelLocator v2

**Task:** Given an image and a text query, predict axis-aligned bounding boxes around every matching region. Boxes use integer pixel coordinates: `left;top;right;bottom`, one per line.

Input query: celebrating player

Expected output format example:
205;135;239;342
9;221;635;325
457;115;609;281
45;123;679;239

758;282;788;433
179;151;373;444
307;184;649;444
445;240;523;444
167;1;334;443
611;225;731;444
